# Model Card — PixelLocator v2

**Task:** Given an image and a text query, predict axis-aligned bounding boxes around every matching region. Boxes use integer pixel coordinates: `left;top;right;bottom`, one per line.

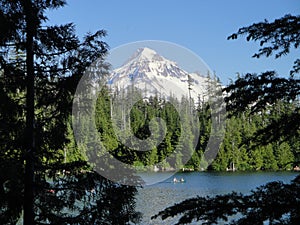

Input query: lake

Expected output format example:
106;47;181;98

135;171;299;225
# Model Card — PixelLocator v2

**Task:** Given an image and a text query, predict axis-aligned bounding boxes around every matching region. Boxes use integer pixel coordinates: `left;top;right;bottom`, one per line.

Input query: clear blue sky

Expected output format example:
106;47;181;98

46;0;299;84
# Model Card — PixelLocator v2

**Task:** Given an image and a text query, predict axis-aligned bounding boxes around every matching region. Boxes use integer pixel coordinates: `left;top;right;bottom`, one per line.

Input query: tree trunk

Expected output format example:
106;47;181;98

23;0;35;224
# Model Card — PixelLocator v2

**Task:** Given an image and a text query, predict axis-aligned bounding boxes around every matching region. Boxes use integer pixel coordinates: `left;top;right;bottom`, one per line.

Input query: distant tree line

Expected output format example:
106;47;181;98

73;78;299;172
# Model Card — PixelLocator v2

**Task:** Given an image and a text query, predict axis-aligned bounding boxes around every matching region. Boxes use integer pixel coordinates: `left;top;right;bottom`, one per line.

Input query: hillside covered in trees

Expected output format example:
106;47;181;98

71;80;299;172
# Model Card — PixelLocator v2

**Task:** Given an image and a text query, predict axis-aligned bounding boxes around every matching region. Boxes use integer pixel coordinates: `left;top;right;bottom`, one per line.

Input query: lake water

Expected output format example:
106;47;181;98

135;171;299;225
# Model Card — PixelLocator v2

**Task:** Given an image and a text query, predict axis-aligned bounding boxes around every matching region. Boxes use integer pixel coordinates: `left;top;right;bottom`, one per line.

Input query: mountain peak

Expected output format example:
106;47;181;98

138;47;157;57
127;47;164;63
109;47;207;102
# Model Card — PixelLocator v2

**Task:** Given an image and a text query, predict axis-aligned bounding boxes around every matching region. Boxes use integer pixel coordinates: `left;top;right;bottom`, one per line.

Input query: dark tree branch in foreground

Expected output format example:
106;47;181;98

223;71;300;144
152;176;300;225
154;14;300;225
227;14;300;75
224;71;299;114
225;14;300;115
224;14;300;144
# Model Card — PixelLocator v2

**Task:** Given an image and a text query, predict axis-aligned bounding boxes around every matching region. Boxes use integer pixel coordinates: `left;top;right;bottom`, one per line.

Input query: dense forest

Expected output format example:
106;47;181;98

70;78;299;172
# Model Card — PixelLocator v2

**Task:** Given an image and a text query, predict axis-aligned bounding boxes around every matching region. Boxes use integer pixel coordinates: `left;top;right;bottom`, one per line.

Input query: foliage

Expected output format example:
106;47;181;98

93;83;299;172
94;84;220;171
224;14;300;145
0;1;140;224
227;14;300;75
35;162;141;225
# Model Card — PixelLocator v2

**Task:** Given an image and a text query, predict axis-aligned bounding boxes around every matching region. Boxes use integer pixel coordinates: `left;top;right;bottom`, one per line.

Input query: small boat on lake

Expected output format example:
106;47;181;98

173;177;185;183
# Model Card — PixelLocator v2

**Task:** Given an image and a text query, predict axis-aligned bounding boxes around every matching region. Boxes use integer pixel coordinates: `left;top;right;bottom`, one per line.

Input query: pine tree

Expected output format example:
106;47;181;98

0;1;141;224
262;144;278;170
276;142;294;170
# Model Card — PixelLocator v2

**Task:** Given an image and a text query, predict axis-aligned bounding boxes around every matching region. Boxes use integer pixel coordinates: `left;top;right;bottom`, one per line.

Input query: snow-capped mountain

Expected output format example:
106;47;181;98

108;47;208;102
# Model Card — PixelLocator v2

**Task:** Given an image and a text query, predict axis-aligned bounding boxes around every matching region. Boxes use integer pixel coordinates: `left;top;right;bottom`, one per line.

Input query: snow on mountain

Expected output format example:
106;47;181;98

108;47;208;103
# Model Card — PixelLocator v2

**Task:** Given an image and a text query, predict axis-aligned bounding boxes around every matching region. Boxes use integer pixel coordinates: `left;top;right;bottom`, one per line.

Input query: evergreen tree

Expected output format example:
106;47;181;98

0;1;141;224
276;142;294;170
249;148;264;170
211;144;228;171
262;144;278;170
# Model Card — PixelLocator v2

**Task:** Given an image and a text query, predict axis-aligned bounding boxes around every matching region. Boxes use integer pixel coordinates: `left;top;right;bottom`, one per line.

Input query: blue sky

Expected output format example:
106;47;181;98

46;0;299;84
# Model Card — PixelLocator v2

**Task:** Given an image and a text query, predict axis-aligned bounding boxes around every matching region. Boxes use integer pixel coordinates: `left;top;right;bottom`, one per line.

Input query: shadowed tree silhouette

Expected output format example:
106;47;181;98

153;14;300;225
0;1;141;224
224;14;300;146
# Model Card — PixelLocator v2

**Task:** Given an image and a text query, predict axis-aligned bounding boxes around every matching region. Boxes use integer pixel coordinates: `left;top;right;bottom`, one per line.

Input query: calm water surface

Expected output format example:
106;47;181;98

136;171;299;225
